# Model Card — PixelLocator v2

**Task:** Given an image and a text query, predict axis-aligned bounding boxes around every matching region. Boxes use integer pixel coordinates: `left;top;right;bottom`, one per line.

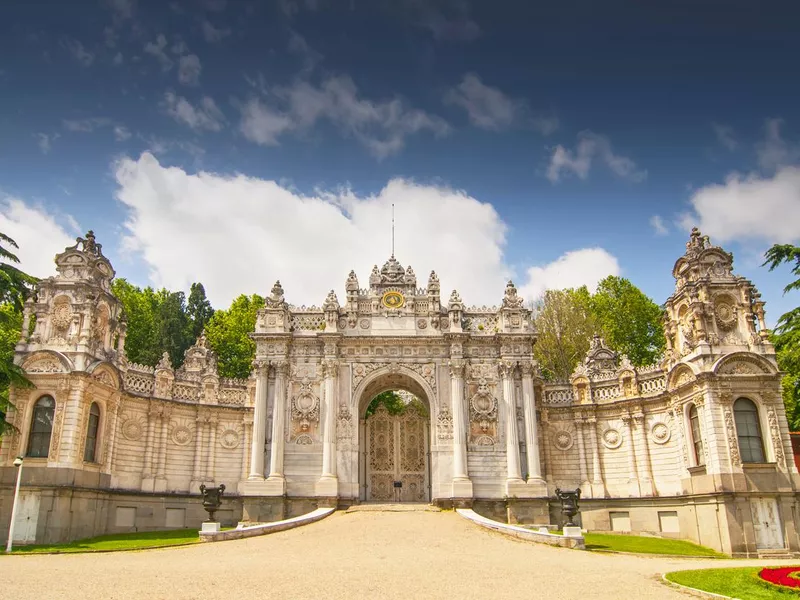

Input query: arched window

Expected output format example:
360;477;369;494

734;398;766;463
84;403;101;463
688;403;705;466
27;395;55;458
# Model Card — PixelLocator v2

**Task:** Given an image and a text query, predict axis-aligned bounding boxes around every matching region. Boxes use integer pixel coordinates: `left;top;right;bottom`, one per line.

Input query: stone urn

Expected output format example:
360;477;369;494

555;487;581;527
199;483;226;523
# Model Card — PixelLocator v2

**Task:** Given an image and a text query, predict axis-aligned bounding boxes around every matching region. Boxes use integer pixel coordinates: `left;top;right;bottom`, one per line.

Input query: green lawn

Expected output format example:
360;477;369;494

6;528;200;554
666;567;800;598
583;532;725;557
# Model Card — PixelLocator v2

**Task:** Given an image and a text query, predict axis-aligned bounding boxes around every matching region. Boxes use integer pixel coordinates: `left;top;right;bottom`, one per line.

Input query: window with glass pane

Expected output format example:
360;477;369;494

689;404;704;466
733;398;766;463
27;396;55;458
84;403;101;462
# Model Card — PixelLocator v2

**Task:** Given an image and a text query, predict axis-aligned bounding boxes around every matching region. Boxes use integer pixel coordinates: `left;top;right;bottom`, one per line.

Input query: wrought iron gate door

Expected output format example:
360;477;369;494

366;403;428;502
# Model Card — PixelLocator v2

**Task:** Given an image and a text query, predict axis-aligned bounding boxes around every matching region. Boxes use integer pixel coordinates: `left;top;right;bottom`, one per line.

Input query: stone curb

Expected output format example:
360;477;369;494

456;508;585;549
660;573;738;599
199;507;335;542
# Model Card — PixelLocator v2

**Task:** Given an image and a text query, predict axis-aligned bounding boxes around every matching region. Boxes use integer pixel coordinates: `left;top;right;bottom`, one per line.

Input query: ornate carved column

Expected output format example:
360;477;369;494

540;409;553;483
60;378;87;464
190;413;205;490
520;363;543;484
633;411;655;496
586;416;606;497
205;413;218;481
621;413;640;496
449;360;472;498
141;403;158;487
248;361;269;480
155;404;170;492
575;417;590;497
318;358;339;495
267;360;288;482
103;392;121;474
500;361;523;485
240;417;252;481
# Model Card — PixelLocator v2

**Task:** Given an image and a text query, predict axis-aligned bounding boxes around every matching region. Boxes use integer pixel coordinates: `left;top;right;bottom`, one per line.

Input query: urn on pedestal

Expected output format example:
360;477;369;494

199;483;226;530
555;487;582;537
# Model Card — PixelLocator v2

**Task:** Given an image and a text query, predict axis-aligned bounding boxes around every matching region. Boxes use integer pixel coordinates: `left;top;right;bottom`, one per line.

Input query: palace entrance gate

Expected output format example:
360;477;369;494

365;402;429;502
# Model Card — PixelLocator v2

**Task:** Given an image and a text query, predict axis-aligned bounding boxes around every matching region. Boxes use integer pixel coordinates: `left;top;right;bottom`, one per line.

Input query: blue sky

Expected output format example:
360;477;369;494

1;0;799;323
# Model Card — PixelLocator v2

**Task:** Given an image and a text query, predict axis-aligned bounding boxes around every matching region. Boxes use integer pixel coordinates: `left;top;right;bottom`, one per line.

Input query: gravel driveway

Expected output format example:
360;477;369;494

2;510;793;599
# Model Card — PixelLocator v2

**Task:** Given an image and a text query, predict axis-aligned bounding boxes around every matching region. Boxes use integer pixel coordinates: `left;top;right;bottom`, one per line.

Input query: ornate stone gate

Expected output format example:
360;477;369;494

240;253;543;505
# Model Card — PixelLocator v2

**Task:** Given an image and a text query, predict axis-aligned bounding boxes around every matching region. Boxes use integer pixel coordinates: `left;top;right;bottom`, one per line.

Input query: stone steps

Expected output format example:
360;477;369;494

346;503;442;513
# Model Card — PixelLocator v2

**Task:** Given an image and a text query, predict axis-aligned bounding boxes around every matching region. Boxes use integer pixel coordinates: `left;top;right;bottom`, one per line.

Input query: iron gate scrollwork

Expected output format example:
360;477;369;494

366;403;429;502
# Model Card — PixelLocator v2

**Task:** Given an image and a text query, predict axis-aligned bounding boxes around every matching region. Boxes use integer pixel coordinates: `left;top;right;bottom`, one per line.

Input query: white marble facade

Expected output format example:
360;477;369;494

2;229;799;555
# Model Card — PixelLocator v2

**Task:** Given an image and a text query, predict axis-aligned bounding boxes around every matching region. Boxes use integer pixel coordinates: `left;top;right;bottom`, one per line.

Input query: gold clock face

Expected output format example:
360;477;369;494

381;291;405;309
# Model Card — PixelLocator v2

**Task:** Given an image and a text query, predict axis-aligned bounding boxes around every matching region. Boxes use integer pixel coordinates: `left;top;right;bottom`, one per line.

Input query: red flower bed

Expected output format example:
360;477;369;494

759;566;800;589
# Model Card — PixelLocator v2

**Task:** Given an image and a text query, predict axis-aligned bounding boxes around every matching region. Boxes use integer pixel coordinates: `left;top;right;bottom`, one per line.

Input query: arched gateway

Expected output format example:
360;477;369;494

239;254;546;518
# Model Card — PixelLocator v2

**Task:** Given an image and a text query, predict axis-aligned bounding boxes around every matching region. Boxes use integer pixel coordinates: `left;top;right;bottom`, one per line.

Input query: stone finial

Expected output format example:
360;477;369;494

270;280;284;301
448;289;462;307
502;280;523;308
323;289;340;310
404;265;416;285
156;351;173;371
369;265;381;286
346;270;359;291
427;270;440;292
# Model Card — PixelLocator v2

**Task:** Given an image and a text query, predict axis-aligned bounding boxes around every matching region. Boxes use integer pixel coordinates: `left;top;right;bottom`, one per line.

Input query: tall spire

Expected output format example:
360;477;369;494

391;203;395;258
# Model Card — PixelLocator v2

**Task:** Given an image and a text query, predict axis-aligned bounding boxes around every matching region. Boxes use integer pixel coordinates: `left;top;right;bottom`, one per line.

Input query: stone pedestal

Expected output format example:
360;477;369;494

315;476;338;497
563;526;582;538
201;522;221;533
525;478;548;497
452;477;474;499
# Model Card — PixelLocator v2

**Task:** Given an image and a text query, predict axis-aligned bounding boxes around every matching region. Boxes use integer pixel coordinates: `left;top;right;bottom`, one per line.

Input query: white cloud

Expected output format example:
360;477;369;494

238;75;450;159
682;166;800;244
113;52;124;65
144;34;173;71
118;153;627;311
202;20;231;43
547;131;646;183
178;54;202;85
63;117;113;132
756;118;800;171
650;215;669;236
444;73;557;134
203;0;226;11
35;133;59;154
519;248;621;302
61;38;94;67
239;98;294;145
114;125;132;141
162;92;225;131
0;197;78;279
712;122;738;152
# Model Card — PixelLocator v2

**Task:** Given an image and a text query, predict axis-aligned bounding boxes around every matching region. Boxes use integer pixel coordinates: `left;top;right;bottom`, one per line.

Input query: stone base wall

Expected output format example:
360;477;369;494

241;496;323;523
0;466;243;545
472;492;800;557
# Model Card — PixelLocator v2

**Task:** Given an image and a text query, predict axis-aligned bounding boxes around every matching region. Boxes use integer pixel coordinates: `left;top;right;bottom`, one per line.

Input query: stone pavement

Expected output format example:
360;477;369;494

3;510;795;600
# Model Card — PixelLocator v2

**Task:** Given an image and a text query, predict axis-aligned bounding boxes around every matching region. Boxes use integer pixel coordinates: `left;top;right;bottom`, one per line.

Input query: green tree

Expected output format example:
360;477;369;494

111;280;194;368
763;244;800;430
365;391;406;416
589;276;666;367
205;294;265;379
112;279;161;366
158;290;192;368
531;287;598;380
0;232;37;435
187;282;214;339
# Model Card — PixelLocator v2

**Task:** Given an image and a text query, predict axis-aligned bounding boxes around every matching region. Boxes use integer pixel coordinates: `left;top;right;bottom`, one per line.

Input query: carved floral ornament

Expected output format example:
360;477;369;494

602;427;623;449
650;421;671;444
553;429;574;451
